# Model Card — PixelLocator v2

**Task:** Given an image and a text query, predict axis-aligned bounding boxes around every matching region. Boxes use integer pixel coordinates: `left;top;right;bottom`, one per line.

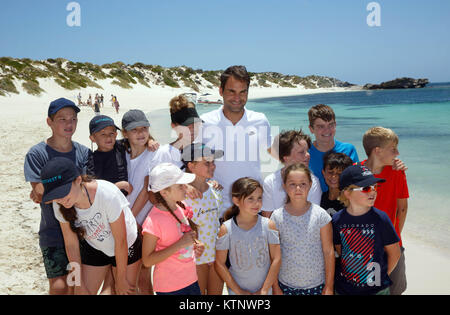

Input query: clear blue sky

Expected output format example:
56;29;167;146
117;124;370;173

1;0;449;84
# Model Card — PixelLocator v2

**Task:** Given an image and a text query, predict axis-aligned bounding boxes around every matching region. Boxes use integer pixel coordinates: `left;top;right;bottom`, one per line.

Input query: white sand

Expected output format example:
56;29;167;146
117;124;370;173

0;80;448;294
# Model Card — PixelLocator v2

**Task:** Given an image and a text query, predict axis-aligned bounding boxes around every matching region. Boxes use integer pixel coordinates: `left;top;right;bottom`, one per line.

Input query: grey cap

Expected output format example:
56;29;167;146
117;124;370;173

122;109;150;131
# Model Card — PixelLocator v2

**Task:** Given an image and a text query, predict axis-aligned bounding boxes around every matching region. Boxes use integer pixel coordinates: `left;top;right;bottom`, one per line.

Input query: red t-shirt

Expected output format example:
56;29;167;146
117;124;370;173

361;160;409;245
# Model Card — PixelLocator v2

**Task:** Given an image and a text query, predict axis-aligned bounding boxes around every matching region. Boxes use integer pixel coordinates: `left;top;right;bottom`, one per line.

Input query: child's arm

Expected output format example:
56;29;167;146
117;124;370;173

110;212;135;295
257;220;281;295
396;198;408;235
59;222;90;295
115;181;133;195
142;230;197;268
130;176;149;218
384;242;401;275
147;139;160;152
214;225;251;295
320;222;335;295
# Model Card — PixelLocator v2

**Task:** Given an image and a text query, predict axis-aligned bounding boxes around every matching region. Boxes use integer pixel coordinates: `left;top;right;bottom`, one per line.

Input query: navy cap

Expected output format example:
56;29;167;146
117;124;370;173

89;115;119;135
48;98;80;117
122;109;150;131
339;164;385;191
41;157;81;203
181;143;224;164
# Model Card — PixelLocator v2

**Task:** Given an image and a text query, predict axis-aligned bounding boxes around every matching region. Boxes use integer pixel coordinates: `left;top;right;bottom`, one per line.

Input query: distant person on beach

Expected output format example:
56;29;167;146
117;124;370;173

307;104;359;192
87;94;92;107
215;178;281;295
114;96;120;114
320;152;353;217
141;163;204;295
200;65;272;215
24;98;90;294
333;164;401;295
181;143;225;295
77;92;82;106
41;157;141;295
360;127;409;295
261;129;322;217
271;164;334;295
100;94;104;107
94;98;100;116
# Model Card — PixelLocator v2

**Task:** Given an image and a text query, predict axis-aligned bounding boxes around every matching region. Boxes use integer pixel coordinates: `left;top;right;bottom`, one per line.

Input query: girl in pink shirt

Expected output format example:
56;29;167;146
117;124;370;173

141;163;204;295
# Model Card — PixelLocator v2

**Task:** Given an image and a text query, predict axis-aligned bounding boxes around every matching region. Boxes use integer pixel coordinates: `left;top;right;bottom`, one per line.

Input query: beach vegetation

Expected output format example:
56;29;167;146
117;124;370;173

0;57;353;97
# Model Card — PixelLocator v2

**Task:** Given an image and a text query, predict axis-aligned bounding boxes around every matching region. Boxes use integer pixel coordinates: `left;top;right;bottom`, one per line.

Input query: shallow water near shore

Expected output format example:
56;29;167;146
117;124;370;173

149;83;450;256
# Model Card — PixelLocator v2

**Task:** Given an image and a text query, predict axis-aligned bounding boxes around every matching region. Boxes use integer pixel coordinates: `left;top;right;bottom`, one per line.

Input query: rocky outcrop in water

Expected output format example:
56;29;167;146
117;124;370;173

363;77;429;90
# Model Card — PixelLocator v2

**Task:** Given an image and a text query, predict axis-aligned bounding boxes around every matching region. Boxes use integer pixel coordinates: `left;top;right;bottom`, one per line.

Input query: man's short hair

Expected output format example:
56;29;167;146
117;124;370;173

275;129;312;163
308;104;336;127
362;126;399;157
220;65;251;91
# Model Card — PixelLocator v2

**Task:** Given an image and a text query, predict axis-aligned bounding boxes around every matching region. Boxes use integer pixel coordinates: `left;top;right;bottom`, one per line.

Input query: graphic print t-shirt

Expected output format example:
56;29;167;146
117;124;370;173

332;207;399;295
54;180;138;257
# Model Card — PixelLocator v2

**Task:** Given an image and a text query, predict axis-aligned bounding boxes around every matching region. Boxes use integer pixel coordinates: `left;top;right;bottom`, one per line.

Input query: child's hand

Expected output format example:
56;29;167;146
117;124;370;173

115;277;135;295
177;231;197;248
186;184;203;199
194;241;205;258
321;286;334;295
208;180;223;191
147;139;160;152
392;158;408;172
116;181;133;194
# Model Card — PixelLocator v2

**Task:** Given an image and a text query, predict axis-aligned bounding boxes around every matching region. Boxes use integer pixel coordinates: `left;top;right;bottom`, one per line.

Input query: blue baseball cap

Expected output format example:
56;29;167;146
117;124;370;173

339;164;385;191
89;115;119;135
48;98;80;117
41;157;81;203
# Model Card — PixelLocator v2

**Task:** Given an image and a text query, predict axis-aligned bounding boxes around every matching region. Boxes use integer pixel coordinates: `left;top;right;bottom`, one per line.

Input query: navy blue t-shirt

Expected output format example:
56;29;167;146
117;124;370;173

24;141;91;247
332;207;399;295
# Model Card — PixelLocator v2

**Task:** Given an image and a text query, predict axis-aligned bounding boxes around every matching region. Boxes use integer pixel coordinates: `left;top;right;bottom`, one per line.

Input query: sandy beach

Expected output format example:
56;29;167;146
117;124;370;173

0;80;448;295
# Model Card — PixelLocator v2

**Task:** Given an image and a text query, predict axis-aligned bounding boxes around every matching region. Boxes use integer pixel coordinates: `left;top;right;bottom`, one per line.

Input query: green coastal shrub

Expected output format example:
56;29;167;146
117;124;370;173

22;80;44;96
0;76;19;95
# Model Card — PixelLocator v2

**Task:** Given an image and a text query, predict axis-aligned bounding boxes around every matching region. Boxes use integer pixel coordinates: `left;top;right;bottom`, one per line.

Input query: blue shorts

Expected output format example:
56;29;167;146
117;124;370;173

279;281;324;295
156;281;201;295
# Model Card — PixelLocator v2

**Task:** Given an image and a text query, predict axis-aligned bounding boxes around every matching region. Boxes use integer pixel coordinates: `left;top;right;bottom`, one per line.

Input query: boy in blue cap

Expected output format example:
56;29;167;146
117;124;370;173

86;115;131;197
332;164;401;295
24;98;91;294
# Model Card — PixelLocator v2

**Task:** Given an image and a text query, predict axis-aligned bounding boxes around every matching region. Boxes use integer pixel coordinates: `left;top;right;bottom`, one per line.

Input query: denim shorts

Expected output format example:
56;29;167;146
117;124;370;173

40;246;70;279
156;281;201;295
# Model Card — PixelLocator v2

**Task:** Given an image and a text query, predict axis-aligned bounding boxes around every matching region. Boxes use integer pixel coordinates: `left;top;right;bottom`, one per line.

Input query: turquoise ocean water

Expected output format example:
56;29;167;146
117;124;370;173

149;83;450;255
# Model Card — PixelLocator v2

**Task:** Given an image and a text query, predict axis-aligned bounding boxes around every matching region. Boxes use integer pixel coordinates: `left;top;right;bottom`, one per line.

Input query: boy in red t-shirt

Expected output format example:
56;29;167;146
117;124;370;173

361;127;409;295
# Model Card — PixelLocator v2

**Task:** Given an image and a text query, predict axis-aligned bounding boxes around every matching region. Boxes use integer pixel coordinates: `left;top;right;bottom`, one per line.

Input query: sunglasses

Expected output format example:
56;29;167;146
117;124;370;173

351;184;379;193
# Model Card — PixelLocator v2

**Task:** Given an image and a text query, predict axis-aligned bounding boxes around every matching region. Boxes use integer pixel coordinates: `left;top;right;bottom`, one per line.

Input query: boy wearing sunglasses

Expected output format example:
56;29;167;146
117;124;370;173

360;127;409;295
332;164;401;295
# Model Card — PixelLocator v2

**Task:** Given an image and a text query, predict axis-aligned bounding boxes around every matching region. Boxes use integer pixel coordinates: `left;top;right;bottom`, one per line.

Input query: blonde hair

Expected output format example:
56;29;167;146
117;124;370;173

337;184;359;207
169;94;195;114
362;127;399;157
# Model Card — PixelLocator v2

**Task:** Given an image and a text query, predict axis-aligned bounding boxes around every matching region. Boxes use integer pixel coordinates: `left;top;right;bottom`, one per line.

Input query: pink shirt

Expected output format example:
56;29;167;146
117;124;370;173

142;205;197;292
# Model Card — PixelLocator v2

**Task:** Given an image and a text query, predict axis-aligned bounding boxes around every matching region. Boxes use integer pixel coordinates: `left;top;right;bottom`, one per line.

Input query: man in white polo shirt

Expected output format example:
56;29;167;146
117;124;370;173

200;65;271;216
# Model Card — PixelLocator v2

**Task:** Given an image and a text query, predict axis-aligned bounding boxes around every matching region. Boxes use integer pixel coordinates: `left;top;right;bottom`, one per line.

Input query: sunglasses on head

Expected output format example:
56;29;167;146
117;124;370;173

351;184;379;193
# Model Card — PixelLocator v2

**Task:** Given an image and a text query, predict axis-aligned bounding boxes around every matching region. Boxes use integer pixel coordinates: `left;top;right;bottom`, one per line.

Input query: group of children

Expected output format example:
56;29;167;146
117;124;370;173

24;95;409;296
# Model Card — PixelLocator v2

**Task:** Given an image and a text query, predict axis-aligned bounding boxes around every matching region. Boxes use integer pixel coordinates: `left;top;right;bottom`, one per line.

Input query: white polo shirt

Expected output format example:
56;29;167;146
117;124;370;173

200;106;271;216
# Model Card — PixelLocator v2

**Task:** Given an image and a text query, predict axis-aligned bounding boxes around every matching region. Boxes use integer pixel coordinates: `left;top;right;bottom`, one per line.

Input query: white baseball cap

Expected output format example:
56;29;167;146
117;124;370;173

148;163;196;192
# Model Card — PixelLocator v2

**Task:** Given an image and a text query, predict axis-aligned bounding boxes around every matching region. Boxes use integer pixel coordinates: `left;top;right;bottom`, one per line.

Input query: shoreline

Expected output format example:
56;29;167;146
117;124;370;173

1;84;449;294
